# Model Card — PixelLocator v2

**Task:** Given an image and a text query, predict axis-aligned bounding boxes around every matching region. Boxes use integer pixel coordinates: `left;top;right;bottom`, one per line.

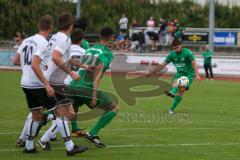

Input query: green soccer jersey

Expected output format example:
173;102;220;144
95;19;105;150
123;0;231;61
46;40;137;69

81;39;90;50
164;48;195;75
202;50;212;65
70;44;113;88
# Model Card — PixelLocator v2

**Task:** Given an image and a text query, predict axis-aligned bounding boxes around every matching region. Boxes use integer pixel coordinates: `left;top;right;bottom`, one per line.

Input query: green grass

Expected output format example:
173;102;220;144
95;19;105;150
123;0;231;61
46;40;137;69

0;71;240;160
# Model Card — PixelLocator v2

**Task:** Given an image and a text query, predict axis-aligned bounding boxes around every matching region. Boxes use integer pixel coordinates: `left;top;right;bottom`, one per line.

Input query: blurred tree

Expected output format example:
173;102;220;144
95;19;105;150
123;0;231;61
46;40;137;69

1;0;240;39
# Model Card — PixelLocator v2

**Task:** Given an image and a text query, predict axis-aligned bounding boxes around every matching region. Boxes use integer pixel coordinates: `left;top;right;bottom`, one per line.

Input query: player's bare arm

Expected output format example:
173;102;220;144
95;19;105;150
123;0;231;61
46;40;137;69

12;53;21;65
31;55;54;97
52;50;80;80
68;58;95;71
192;60;201;81
90;63;104;107
145;61;168;77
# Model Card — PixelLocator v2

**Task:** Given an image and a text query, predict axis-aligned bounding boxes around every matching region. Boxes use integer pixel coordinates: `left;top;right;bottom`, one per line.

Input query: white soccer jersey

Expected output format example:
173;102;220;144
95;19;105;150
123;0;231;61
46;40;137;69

64;44;85;85
44;32;71;80
70;44;85;60
17;34;49;88
119;17;128;30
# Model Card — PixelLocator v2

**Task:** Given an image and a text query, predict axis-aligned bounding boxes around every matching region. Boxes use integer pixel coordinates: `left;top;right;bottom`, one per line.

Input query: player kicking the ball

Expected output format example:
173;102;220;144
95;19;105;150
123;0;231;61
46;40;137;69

145;39;201;113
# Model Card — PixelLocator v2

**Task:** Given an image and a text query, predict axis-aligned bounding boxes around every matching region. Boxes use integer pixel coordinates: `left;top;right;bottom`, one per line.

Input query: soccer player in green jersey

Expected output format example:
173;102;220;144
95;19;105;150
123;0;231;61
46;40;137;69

145;39;201;113
81;39;89;50
69;27;117;147
202;45;214;80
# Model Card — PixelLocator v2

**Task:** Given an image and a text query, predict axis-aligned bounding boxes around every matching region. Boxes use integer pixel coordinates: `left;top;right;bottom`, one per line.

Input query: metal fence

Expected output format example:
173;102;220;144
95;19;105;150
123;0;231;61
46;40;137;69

129;27;240;47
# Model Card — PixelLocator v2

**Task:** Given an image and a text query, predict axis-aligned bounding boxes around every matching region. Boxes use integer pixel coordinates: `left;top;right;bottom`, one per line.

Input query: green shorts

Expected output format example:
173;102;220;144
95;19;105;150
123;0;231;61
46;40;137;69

172;73;194;90
69;86;112;112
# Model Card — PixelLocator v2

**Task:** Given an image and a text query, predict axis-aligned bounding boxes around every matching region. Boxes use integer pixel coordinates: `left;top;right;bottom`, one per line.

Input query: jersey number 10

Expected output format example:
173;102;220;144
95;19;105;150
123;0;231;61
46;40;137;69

22;45;33;65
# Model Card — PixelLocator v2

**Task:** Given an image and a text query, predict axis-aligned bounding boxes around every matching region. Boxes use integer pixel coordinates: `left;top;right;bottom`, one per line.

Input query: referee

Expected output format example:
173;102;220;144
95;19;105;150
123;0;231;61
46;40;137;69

202;45;214;80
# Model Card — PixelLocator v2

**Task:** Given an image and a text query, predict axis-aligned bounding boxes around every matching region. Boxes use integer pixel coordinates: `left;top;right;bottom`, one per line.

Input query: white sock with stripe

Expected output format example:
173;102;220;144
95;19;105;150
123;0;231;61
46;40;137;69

25;118;40;150
19;113;32;141
40;120;58;143
56;117;74;151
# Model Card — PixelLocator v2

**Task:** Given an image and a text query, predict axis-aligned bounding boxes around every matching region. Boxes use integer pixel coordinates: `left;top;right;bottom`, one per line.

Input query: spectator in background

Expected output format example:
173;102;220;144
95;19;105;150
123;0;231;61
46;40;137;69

165;21;175;45
13;32;27;50
202;45;214;80
173;18;179;28
158;18;167;45
130;32;139;52
158;18;166;35
147;31;158;51
172;18;183;40
146;16;155;31
146;17;158;51
168;21;175;34
131;19;140;28
119;14;128;34
116;31;125;50
138;29;145;53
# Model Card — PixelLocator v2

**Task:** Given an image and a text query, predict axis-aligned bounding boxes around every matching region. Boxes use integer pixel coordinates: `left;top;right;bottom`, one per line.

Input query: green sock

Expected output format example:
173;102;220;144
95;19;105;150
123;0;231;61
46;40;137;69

71;105;80;132
71;121;79;132
89;111;117;136
170;95;182;111
170;87;179;94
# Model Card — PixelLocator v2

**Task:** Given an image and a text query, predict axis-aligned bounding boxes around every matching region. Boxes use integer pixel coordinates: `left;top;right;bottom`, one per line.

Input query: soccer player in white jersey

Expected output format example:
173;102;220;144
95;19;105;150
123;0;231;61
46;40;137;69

12;15;56;153
36;13;89;155
12;14;88;156
69;28;86;137
70;28;86;61
40;28;86;141
46;28;86;138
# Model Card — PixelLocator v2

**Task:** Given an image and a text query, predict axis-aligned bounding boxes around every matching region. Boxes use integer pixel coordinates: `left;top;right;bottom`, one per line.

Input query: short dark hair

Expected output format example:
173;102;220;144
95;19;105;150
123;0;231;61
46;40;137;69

71;28;84;44
38;15;53;31
172;39;182;46
58;12;73;31
100;27;113;41
73;17;87;31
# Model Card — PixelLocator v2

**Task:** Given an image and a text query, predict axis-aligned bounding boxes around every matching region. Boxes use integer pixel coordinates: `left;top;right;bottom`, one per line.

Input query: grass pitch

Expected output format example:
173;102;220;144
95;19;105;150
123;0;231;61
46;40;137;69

0;71;240;160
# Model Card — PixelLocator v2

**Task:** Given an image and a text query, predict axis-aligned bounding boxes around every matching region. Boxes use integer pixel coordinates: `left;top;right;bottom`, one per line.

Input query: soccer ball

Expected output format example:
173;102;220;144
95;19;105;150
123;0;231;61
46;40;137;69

177;76;189;87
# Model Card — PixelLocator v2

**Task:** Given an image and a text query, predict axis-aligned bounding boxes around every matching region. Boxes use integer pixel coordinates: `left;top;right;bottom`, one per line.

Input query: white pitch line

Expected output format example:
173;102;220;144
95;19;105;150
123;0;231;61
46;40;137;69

1;142;240;152
0;127;237;135
103;127;229;131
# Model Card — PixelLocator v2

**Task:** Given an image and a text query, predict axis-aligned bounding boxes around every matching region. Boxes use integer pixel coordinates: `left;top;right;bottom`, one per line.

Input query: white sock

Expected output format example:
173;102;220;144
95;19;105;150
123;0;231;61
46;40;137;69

19;113;32;141
56;117;74;151
40;120;58;143
65;140;74;151
25;140;34;150
47;114;54;121
25;118;40;150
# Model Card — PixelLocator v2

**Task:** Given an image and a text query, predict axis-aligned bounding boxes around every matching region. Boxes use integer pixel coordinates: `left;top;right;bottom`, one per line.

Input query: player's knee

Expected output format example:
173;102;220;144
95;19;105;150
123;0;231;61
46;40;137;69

54;105;76;121
111;103;119;112
31;110;43;121
173;80;178;87
177;87;185;96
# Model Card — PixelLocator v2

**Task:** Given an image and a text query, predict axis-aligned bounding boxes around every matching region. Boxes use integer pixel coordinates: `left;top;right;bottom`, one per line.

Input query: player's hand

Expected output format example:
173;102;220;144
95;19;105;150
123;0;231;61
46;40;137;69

69;71;80;80
90;94;97;107
82;64;96;71
45;84;55;97
195;74;201;81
